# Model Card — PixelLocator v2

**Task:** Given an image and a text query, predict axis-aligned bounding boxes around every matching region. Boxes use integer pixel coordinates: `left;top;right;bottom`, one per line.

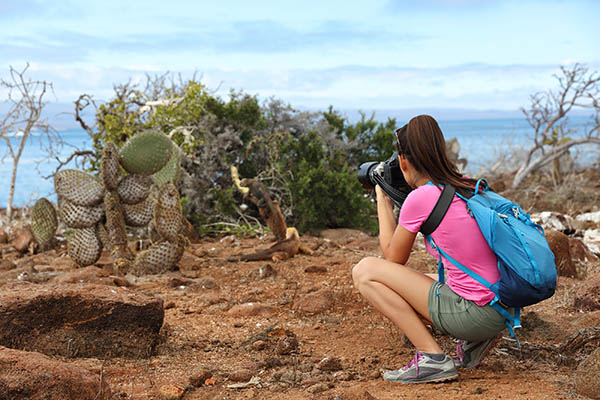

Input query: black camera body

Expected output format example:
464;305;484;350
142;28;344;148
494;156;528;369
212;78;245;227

357;152;413;208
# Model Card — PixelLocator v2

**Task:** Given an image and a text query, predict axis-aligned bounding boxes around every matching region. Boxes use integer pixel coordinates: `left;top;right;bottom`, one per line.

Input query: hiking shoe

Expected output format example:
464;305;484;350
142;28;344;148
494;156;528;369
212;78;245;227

383;352;458;384
454;333;502;369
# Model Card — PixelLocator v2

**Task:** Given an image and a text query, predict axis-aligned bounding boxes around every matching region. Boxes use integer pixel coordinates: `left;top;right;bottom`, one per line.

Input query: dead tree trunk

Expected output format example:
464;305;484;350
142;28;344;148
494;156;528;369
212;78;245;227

0;64;52;222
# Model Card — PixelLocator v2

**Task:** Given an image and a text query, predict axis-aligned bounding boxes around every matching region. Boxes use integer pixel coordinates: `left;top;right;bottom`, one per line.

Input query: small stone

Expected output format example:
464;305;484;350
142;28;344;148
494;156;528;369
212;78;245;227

280;370;296;383
333;370;355;381
11;228;33;253
252;340;267;351
227;302;272;316
276;334;298;355
197;277;218;289
304;265;327;273
294;289;335;314
158;384;184;400
168;277;195;287
316;357;343;372
112;276;132;287
228;368;254;382
188;368;212;387
0;259;16;271
251;264;277;279
306;382;329;394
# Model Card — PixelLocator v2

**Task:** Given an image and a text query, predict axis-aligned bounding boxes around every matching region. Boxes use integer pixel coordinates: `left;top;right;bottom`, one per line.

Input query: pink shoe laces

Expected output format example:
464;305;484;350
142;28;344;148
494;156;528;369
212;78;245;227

402;352;425;375
454;340;465;365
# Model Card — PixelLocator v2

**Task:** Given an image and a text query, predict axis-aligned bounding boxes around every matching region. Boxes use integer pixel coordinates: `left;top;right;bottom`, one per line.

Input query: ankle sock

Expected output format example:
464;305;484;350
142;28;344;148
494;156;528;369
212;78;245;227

423;352;446;361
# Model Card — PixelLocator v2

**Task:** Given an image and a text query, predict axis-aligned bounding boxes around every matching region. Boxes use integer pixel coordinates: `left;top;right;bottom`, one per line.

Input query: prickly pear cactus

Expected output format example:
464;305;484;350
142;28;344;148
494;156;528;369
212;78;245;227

129;234;187;276
101;142;121;191
117;174;153;205
51;130;189;273
153;183;183;242
30;197;58;251
67;226;102;266
54;169;104;206
119;130;173;175
58;198;105;229
152;147;181;186
122;195;155;227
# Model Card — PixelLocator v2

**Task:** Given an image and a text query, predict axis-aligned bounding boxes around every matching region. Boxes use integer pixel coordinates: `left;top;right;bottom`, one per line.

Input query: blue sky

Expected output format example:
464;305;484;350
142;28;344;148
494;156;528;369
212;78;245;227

1;0;599;114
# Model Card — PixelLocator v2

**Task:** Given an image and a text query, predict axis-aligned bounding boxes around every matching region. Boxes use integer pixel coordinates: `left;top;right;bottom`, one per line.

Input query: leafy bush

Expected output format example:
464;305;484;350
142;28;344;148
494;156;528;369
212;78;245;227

86;75;399;234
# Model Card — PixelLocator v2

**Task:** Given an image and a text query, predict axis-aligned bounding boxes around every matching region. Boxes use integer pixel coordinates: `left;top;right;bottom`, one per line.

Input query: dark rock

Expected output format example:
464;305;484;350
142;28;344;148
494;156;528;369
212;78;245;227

575;348;600;399
0;282;163;358
0;346;111;399
294;289;335;314
545;229;577;277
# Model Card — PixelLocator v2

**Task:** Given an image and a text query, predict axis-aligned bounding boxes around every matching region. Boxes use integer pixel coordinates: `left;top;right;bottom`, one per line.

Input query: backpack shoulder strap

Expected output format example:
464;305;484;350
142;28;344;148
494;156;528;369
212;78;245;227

420;184;456;236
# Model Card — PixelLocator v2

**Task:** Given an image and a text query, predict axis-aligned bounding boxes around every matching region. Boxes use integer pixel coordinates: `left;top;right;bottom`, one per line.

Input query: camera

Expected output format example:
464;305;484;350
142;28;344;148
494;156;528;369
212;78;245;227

357;152;413;208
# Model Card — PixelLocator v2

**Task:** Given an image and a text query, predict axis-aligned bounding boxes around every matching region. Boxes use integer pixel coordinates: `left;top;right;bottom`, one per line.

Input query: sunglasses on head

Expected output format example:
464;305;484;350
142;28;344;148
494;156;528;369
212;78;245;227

394;125;407;154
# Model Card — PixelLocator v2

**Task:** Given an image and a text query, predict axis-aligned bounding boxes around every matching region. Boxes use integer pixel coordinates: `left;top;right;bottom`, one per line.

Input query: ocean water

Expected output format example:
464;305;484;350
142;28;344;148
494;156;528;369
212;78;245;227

0;117;596;207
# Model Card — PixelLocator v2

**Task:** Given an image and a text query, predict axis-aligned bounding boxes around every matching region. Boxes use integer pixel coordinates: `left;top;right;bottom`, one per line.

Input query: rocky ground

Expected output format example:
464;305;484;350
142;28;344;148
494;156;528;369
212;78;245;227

2;172;600;400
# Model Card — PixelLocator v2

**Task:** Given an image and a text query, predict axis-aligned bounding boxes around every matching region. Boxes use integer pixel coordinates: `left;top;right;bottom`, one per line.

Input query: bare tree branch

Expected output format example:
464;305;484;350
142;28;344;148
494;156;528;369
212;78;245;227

514;64;600;188
43;150;96;179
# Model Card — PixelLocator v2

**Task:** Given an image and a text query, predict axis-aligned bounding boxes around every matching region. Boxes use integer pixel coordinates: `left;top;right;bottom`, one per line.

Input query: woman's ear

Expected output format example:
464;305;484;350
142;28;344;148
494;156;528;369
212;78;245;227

398;154;409;173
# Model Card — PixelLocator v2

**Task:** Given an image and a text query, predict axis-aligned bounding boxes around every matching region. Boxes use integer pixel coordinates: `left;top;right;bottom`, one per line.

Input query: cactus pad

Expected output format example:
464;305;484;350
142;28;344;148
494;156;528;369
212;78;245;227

154;183;182;242
101;142;121;191
104;191;128;247
59;198;105;228
123;194;155;227
129;235;186;276
152;147;181;186
30;198;58;250
67;226;102;266
54;169;104;206
118;130;173;175
117;174;153;205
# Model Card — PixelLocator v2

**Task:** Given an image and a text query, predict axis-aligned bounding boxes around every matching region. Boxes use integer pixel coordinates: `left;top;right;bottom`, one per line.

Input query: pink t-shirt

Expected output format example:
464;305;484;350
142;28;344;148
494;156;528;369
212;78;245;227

399;184;499;306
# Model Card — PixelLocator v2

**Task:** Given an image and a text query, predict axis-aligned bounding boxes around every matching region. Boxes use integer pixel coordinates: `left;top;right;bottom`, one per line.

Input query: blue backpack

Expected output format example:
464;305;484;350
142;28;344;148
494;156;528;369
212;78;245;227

424;179;557;338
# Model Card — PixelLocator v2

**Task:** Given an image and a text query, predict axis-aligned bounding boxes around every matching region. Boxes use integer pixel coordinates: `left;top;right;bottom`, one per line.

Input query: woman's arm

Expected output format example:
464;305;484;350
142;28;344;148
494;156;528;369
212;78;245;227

376;186;417;264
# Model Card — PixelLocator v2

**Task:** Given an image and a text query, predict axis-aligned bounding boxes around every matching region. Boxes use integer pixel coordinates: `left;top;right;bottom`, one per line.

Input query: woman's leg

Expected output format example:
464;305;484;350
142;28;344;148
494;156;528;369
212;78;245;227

352;256;442;354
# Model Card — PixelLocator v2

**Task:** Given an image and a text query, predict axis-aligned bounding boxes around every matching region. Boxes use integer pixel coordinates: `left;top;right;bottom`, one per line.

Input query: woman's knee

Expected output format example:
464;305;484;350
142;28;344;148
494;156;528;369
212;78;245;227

352;256;380;288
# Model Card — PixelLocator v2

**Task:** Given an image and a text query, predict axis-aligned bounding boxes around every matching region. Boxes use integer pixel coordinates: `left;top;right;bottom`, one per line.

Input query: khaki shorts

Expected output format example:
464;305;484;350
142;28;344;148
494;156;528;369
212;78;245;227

428;281;509;342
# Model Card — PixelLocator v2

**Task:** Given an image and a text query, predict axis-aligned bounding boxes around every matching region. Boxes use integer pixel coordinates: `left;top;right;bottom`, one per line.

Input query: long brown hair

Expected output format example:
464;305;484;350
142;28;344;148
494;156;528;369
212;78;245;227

395;115;477;196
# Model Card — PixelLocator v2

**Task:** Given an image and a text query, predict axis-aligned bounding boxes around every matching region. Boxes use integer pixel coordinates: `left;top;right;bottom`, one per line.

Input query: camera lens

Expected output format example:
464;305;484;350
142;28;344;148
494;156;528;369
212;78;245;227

357;161;379;189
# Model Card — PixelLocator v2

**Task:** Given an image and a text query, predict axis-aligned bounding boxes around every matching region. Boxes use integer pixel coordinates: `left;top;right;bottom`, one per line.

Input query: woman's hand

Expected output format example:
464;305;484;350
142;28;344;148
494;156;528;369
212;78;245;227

375;185;417;264
375;185;393;208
